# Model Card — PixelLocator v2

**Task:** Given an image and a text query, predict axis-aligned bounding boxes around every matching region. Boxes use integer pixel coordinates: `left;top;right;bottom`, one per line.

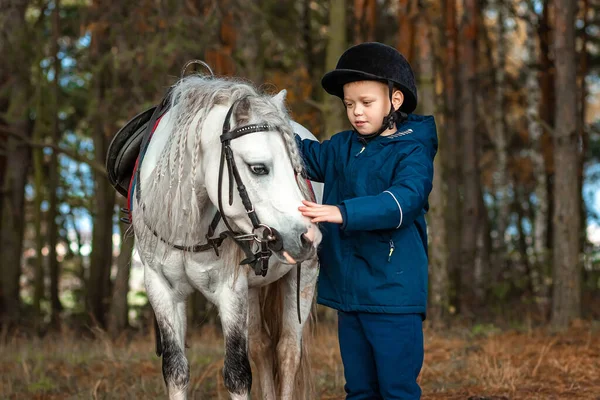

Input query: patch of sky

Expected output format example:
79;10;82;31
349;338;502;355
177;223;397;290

584;164;600;224
60;203;70;214
78;32;91;48
25;184;34;200
505;18;516;30
588;76;600;88
79;162;92;176
62;55;76;69
521;215;533;235
77;138;95;153
505;221;519;238
483;191;495;207
64;131;79;145
40;58;51;69
484;7;497;19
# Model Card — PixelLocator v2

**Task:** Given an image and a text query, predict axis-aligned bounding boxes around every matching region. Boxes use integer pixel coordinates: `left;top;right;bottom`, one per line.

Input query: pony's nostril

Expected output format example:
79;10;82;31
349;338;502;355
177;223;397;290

300;233;312;249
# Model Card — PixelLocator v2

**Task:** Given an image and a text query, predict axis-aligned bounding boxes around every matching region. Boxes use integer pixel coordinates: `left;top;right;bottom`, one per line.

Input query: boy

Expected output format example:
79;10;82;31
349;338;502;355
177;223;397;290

296;42;437;399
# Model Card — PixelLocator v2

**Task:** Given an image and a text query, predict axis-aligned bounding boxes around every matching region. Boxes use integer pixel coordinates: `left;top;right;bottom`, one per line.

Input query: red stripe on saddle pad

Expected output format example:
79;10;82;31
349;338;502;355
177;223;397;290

126;116;164;222
295;173;316;203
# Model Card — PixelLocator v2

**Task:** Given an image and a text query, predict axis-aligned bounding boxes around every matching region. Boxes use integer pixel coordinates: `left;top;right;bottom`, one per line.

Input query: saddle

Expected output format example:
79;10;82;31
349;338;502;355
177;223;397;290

106;107;156;197
106;91;172;198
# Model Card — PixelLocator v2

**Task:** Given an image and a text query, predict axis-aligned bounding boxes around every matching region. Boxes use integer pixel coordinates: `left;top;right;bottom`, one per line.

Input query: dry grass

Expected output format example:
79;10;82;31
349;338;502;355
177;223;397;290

1;321;599;399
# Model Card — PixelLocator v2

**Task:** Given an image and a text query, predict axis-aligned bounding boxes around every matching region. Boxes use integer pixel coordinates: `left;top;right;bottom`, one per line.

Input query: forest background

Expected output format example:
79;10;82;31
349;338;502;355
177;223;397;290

1;0;599;398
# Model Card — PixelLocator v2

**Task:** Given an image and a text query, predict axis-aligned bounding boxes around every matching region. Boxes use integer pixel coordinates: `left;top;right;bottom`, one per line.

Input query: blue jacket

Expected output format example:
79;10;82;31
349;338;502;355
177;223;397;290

296;114;437;315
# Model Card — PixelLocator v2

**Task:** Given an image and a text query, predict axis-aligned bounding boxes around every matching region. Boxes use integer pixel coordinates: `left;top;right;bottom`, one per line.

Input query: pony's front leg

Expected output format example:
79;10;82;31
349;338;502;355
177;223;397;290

144;263;190;400
217;273;252;400
278;259;319;400
247;287;276;400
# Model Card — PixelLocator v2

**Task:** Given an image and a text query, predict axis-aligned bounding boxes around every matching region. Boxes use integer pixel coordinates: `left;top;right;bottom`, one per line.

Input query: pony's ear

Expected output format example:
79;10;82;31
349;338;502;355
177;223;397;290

271;89;287;112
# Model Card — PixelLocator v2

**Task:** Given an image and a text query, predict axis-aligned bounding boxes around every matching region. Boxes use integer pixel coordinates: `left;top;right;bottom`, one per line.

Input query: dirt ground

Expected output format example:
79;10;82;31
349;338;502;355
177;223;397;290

1;320;599;399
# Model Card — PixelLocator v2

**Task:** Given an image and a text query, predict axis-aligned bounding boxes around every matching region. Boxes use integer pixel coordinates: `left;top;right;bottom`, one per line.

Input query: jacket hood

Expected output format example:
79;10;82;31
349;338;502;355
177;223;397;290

358;114;438;157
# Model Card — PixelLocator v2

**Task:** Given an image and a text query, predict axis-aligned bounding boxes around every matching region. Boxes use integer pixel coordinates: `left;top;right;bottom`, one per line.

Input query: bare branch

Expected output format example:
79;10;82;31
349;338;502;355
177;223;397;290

476;94;495;145
304;98;326;113
529;112;556;136
0;126;108;177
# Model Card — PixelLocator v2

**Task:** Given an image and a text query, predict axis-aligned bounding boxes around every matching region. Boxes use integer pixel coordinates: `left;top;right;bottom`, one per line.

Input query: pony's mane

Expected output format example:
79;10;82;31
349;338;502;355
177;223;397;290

133;75;311;255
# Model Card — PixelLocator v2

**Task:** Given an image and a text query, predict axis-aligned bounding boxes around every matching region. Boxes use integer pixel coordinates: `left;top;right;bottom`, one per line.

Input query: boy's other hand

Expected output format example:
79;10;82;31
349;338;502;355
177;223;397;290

298;200;343;224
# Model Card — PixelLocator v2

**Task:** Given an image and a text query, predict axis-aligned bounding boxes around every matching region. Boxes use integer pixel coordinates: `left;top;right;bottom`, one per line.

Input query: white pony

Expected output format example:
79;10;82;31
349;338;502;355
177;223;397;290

131;75;322;400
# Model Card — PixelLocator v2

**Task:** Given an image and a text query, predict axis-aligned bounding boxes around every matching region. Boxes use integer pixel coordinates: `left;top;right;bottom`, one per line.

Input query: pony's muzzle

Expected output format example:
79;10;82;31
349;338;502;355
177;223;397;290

300;233;312;251
278;231;316;264
276;221;320;264
303;223;318;243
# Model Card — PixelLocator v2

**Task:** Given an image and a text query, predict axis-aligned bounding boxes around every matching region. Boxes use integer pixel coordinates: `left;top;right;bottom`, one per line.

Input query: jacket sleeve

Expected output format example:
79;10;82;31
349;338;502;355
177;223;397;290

295;135;331;183
340;144;434;231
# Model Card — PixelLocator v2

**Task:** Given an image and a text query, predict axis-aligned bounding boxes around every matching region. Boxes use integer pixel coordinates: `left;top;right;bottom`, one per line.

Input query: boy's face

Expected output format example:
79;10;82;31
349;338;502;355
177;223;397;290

342;81;403;136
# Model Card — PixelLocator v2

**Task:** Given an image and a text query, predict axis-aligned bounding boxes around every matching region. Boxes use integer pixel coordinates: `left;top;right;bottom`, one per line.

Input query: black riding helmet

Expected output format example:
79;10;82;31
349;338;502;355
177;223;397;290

321;42;417;139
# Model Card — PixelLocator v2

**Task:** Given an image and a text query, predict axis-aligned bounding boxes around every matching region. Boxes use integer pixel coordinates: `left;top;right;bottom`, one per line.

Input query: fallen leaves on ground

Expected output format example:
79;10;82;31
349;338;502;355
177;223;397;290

1;321;598;399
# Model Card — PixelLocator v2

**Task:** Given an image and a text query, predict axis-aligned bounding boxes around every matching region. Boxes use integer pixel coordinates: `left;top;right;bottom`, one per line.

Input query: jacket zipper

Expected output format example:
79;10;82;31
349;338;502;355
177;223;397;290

387;239;395;262
344;138;367;303
355;136;368;157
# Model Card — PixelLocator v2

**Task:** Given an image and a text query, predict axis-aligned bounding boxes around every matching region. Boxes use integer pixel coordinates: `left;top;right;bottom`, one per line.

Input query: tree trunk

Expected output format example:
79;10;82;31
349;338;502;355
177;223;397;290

515;186;533;295
551;0;580;330
475;183;491;302
0;0;32;326
526;6;550;318
577;0;589;258
538;0;555;252
205;0;236;77
353;0;375;43
303;0;315;85
48;0;63;324
67;209;86;308
442;0;461;312
418;2;448;327
32;103;46;318
397;0;418;65
87;3;116;327
324;0;347;137
88;115;116;328
108;218;134;337
492;0;510;264
458;0;482;316
31;59;47;319
88;129;116;328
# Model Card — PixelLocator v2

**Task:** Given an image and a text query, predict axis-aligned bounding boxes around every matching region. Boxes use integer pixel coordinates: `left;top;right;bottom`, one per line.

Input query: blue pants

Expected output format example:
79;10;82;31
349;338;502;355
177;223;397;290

338;311;424;400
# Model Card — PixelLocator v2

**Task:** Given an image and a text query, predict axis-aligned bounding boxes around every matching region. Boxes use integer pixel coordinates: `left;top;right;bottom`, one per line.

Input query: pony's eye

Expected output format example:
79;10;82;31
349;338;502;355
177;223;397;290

249;164;269;175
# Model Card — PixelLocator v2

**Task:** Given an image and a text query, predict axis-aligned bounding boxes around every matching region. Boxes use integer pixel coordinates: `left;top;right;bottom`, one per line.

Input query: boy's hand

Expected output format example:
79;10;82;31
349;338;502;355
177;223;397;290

298;200;343;224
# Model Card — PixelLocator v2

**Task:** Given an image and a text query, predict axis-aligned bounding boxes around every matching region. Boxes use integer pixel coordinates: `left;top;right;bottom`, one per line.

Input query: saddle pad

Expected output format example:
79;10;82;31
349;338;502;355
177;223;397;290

127;114;165;217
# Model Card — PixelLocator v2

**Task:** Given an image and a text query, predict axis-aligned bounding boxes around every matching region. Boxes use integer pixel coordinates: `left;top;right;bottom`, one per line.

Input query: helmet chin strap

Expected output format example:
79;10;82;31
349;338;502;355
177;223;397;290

355;81;408;142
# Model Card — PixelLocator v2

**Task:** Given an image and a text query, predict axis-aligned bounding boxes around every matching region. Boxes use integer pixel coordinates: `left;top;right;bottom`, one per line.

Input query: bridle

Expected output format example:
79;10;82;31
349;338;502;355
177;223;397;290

133;97;311;323
134;96;309;277
214;99;289;277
